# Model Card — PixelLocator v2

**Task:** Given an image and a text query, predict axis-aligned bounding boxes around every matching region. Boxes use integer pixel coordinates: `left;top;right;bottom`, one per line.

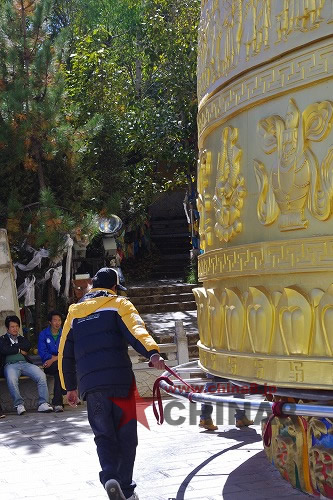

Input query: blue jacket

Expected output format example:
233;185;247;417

38;326;62;364
58;289;160;399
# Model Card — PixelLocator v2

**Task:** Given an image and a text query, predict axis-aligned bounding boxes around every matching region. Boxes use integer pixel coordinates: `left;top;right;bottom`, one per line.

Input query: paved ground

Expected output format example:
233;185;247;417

0;400;310;500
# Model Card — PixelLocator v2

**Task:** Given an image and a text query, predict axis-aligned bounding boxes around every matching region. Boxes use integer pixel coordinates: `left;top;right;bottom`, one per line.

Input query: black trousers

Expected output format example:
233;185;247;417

44;363;66;406
86;388;137;499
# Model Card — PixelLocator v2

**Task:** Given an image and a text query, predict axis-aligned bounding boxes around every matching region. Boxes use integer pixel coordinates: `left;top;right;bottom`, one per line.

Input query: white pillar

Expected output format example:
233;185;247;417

175;319;189;364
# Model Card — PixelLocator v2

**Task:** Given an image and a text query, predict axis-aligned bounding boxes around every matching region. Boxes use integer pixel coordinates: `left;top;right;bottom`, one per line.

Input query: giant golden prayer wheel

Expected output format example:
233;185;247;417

195;1;333;496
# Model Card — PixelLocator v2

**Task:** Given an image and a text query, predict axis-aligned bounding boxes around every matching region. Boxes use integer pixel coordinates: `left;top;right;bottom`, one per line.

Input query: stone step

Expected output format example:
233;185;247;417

127;283;196;297
157;253;190;261
130;292;195;306
158;245;191;255
154;238;191;247
150;271;187;279
141;310;198;335
151;231;190;238
141;310;199;358
135;300;197;314
151;219;188;229
154;259;190;272
151;330;200;345
151;229;189;237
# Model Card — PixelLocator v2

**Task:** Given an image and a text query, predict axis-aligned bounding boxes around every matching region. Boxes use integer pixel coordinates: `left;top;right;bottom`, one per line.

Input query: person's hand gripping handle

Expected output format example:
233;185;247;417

149;353;165;370
67;389;79;407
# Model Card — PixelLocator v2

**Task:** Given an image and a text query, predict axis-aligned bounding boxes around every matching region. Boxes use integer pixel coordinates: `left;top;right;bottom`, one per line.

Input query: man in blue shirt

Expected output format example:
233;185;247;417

38;310;65;412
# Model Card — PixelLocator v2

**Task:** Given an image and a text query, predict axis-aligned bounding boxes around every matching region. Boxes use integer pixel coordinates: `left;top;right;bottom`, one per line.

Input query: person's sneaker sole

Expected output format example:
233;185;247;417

105;479;126;499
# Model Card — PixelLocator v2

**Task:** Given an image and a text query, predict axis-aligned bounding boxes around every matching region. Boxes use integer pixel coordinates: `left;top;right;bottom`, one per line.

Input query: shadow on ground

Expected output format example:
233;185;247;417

174;427;261;500
0;407;91;454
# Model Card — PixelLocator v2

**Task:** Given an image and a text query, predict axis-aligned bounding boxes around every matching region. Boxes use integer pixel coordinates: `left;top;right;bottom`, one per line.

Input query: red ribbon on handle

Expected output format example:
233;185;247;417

149;363;196;425
263;401;286;447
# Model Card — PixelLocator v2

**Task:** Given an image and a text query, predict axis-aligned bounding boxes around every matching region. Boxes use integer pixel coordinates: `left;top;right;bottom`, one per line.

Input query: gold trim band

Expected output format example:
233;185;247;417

198;40;333;147
199;344;333;390
198;236;333;280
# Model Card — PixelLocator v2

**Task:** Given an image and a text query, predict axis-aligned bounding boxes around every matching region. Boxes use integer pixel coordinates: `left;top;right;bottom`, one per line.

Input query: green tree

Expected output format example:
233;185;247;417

0;0;201;239
62;0;200;223
0;0;99;254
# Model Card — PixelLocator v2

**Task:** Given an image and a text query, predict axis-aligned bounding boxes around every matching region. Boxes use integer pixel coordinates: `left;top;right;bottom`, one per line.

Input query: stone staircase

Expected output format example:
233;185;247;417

127;282;200;359
150;217;191;279
129;283;197;313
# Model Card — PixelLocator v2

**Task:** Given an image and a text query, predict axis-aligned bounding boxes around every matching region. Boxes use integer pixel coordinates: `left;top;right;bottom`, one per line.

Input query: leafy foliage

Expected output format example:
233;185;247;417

0;0;200;251
62;0;201;224
0;0;101;254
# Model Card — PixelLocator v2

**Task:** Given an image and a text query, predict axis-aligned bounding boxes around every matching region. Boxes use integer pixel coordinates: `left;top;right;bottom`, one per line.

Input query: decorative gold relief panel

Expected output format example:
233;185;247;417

198;39;333;145
198;346;333;389
196;0;333;392
254;98;333;231
197;281;333;387
309;445;333;497
274;416;308;491
198;2;333;493
308;418;333;496
277;287;312;355
263;416;314;495
207;288;227;350
224;288;245;351
213;126;246;242
198;0;333;104
246;286;275;354
193;287;211;348
197;150;214;251
198;236;333;280
317;284;333;356
197;126;246;250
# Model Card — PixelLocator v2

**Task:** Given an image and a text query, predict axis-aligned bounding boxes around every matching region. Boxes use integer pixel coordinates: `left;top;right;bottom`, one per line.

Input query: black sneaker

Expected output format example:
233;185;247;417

105;479;126;499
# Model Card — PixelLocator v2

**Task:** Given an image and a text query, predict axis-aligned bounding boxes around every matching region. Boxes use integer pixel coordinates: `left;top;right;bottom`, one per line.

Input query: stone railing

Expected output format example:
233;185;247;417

130;320;190;398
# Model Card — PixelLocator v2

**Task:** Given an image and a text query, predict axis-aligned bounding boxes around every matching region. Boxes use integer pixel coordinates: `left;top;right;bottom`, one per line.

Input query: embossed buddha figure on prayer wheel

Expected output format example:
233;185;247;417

195;1;333;496
255;97;333;231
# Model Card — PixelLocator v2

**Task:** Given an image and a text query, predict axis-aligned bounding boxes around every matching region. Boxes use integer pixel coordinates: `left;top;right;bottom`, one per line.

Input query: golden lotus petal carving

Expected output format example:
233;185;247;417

246;286;274;354
207;288;226;349
196;282;333;361
224;288;245;351
193;287;211;347
317;283;333;357
278;287;312;355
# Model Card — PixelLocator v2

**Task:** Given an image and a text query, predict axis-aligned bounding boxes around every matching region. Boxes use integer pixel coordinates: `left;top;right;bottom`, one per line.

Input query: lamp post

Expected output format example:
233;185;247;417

99;215;125;286
99;215;123;260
